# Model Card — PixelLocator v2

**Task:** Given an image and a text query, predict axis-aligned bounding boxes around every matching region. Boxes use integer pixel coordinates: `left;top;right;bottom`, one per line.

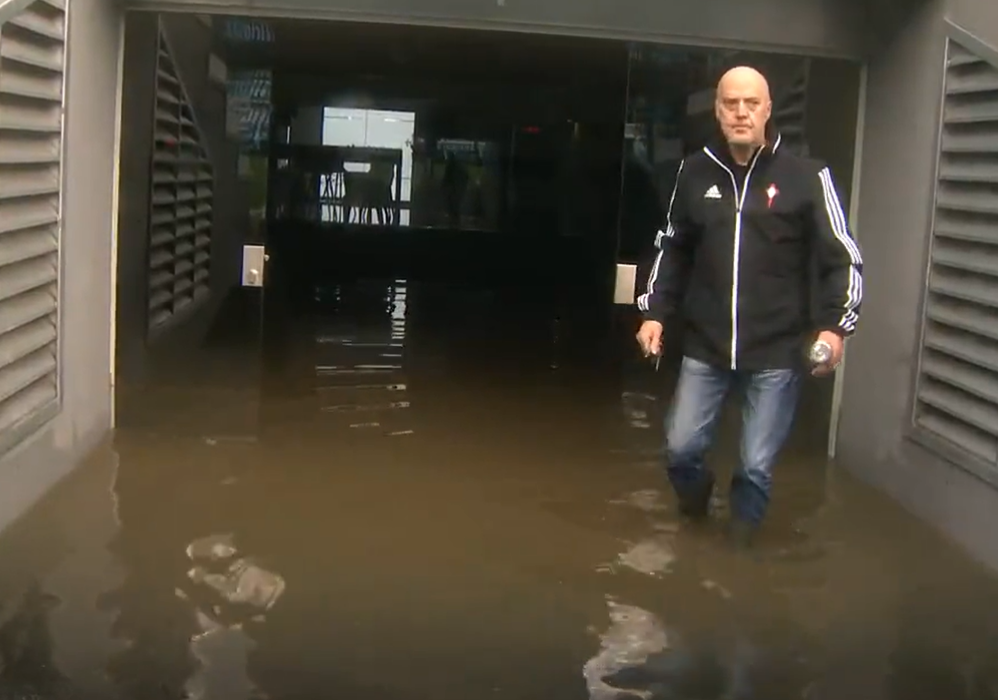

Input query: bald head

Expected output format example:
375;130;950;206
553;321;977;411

715;66;772;153
717;67;771;102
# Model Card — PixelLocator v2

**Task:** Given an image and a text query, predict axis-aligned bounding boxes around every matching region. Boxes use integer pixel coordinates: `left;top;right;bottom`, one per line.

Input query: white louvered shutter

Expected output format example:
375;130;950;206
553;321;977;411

914;38;998;470
0;0;65;456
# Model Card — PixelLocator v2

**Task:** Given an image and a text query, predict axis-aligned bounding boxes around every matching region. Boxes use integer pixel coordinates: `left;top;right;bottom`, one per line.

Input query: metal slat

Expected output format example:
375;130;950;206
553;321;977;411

0;315;55;372
0;96;61;133
935;183;998;214
946;66;998;95
924;323;998;373
0;131;59;165
931;239;998;278
933;208;998;245
0;220;57;265
926;296;998;343
0;342;55;407
929;268;998;309
916;410;998;464
920;351;998;405
944;97;998;124
940;128;998;154
0;65;62;103
149;235;173;251
0;193;58;235
149;269;173;290
7;11;64;43
916;38;998;468
937;157;998;184
917;380;998;438
0;287;55;337
0;32;63;73
0;164;59;200
0;255;57;304
0;373;56;439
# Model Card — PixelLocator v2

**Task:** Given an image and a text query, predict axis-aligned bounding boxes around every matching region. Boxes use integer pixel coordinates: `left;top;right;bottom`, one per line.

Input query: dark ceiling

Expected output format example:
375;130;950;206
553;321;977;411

220;17;632;84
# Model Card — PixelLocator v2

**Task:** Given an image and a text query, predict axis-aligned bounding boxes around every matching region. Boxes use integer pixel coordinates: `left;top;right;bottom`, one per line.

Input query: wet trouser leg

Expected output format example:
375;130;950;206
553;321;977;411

665;356;731;517
729;367;801;527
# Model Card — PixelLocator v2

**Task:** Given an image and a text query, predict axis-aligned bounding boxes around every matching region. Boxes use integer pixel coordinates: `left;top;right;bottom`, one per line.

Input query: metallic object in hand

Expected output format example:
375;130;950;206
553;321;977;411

809;340;833;368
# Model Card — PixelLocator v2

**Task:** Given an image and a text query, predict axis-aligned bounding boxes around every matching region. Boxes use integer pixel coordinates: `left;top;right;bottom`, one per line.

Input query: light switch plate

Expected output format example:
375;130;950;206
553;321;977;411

242;245;266;287
614;263;637;305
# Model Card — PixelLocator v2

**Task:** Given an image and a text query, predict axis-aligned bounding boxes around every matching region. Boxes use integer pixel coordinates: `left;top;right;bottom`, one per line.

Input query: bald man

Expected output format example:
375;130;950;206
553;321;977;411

634;66;864;546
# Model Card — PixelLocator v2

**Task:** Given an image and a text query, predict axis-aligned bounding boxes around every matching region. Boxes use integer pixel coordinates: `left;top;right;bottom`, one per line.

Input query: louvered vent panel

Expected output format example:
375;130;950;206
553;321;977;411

914;39;998;468
147;25;213;334
0;0;66;455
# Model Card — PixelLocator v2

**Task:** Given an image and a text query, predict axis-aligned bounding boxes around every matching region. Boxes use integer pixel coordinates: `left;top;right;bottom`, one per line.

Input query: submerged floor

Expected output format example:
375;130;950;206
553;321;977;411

2;279;998;699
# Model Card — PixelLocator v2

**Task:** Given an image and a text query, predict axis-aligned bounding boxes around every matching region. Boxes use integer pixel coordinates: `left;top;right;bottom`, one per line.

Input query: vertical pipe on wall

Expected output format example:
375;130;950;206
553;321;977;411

108;12;126;427
827;61;868;459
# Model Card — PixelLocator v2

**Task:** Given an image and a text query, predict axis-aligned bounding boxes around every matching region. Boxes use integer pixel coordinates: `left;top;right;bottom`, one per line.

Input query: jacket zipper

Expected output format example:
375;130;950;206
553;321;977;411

703;147;763;370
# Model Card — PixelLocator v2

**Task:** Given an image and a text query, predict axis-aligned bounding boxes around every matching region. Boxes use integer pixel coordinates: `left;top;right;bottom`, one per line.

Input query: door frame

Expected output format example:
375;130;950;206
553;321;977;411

827;61;867;460
119;2;865;59
106;6;868;448
109;12;127;428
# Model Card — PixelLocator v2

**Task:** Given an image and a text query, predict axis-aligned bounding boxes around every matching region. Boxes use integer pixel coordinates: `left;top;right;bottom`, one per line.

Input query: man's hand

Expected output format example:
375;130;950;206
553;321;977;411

812;330;844;376
636;320;664;357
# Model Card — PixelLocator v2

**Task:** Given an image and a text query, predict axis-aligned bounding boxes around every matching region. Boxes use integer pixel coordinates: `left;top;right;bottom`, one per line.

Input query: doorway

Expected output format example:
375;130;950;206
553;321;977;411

110;12;863;448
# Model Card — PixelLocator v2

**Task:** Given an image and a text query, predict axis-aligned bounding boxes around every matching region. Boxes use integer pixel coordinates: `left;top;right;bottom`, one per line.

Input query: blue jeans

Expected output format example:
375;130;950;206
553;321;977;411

664;356;801;525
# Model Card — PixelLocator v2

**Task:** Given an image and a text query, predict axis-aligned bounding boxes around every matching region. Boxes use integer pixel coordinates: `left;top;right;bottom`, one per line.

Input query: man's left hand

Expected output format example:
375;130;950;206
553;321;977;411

812;330;844;376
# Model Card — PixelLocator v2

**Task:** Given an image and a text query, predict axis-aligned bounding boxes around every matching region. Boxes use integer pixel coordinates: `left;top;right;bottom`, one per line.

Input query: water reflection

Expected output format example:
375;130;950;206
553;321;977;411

583;598;669;700
0;584;66;698
313;280;413;437
3;279;998;698
180;533;283;700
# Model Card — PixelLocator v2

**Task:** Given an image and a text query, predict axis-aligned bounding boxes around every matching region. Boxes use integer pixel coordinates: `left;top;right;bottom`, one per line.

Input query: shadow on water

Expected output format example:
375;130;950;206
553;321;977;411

1;279;998;699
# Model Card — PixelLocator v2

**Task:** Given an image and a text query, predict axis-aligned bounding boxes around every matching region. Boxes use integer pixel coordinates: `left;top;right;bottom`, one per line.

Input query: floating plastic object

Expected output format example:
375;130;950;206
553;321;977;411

582;598;669;700
186;534;237;562
189;560;285;611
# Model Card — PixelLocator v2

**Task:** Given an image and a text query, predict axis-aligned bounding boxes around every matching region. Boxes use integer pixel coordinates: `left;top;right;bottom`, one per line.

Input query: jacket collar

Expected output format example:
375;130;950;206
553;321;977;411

703;131;783;170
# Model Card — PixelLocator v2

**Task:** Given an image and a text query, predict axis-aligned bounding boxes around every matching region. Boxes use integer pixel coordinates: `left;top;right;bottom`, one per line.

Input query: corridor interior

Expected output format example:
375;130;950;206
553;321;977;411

1;12;998;700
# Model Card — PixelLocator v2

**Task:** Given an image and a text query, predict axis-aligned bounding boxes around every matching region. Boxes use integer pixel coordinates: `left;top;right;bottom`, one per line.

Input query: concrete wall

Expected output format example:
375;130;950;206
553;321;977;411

837;0;998;570
0;0;121;531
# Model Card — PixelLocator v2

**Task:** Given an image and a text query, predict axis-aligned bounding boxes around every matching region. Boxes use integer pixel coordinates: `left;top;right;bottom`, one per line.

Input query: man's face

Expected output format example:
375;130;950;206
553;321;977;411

715;70;772;148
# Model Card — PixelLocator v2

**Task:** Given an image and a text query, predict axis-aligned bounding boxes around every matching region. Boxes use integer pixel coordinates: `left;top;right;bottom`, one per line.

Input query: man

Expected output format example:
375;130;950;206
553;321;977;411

634;66;863;546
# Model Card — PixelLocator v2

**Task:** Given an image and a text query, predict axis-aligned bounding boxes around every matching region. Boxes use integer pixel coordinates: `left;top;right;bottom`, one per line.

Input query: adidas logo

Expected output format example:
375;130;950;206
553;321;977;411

704;185;722;200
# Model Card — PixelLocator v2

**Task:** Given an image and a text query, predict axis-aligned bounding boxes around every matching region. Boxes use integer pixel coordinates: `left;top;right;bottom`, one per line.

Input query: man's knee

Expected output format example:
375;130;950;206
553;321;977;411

740;436;782;492
665;420;708;467
665;358;728;468
738;465;773;495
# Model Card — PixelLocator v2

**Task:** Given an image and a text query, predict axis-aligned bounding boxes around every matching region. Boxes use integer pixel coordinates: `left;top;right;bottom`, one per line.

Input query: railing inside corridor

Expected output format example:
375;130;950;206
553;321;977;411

0;0;66;457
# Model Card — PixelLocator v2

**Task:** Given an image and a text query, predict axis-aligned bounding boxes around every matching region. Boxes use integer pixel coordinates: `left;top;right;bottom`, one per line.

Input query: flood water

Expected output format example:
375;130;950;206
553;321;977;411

3;279;998;699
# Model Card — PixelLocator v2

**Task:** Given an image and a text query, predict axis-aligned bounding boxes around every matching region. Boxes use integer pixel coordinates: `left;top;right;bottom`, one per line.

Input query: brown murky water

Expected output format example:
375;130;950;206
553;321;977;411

3;279;998;699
